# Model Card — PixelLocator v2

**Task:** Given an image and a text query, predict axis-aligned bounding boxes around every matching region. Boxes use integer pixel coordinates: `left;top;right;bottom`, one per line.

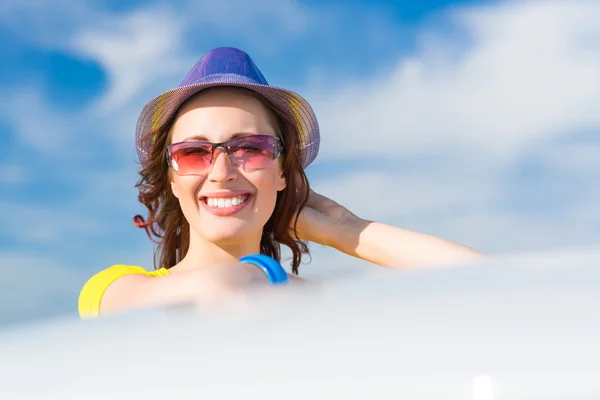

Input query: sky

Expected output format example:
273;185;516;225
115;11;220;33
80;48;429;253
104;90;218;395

1;0;599;327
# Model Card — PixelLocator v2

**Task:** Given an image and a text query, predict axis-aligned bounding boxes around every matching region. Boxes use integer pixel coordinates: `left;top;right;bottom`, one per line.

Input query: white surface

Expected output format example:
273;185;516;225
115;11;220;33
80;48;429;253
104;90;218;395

0;249;599;399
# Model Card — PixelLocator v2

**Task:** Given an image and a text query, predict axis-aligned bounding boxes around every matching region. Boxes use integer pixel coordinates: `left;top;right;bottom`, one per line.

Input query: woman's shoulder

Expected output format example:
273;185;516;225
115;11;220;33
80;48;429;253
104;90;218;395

78;264;170;318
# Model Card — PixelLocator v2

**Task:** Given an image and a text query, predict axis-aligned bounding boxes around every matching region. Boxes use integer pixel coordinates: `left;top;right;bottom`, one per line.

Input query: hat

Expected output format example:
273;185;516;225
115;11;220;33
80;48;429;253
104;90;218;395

135;47;320;169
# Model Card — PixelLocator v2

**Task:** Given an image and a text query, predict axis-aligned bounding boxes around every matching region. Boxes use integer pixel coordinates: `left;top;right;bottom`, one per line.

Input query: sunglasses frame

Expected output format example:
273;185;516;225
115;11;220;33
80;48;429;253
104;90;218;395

166;134;285;175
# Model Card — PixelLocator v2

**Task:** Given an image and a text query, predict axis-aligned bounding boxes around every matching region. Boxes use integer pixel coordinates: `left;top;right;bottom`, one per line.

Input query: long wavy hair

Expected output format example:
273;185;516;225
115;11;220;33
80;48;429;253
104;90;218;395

132;87;311;274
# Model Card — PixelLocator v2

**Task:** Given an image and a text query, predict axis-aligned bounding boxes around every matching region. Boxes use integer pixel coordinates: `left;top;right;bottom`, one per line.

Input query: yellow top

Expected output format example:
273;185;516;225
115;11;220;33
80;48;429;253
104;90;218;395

78;265;170;318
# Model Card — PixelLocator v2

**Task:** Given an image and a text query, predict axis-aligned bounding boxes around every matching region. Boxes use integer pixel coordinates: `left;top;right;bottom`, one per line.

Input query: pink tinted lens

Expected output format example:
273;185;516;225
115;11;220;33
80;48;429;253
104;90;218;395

169;135;281;175
227;135;280;170
170;143;213;175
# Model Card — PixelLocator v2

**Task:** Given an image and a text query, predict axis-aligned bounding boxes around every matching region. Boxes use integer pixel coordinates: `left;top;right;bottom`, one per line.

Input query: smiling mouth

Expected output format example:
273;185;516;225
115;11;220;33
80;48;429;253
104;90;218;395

200;194;252;209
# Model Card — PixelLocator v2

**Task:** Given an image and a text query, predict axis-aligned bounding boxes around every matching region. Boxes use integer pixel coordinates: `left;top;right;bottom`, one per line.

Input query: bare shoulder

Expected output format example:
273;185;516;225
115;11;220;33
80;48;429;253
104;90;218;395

100;273;156;314
98;267;207;316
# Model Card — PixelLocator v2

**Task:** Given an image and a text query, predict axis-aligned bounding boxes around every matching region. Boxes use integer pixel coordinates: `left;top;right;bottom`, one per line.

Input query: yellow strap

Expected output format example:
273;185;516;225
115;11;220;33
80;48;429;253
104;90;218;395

78;265;169;318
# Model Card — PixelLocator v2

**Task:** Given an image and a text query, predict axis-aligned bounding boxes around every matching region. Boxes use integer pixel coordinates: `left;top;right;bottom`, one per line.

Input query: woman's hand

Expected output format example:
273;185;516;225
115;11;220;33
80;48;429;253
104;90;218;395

292;188;362;248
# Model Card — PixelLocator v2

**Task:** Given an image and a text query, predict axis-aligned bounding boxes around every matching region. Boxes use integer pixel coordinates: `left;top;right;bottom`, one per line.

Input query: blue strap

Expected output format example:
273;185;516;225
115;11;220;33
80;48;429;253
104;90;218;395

238;254;288;285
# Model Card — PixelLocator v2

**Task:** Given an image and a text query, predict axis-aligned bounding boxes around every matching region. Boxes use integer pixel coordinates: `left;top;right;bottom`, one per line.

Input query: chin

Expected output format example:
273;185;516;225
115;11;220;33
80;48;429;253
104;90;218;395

203;229;253;244
195;221;262;246
185;200;276;246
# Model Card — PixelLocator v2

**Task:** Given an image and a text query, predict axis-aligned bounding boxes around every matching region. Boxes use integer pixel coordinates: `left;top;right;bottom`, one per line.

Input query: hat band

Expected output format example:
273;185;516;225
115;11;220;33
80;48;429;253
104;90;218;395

182;73;262;87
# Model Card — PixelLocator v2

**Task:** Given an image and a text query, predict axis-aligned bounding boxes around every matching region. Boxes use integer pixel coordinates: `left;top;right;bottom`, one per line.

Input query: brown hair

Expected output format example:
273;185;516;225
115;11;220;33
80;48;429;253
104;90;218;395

133;87;311;274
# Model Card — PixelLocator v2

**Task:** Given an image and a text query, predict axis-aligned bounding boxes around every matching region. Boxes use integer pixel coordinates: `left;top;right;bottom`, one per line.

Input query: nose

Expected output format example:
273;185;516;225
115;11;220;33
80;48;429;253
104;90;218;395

207;147;237;182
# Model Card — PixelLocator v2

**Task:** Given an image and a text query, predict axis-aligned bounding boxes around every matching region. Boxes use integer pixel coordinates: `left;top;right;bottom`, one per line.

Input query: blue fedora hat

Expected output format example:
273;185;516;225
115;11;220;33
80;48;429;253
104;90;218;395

135;47;320;169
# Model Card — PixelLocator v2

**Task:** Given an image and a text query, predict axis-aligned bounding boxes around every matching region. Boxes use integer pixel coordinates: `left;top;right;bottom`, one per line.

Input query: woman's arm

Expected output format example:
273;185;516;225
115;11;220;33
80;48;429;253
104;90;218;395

294;189;488;269
331;218;488;268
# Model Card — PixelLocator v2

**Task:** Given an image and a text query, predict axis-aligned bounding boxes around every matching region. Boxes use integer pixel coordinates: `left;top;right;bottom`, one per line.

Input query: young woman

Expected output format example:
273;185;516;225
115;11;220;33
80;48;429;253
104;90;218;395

78;47;487;318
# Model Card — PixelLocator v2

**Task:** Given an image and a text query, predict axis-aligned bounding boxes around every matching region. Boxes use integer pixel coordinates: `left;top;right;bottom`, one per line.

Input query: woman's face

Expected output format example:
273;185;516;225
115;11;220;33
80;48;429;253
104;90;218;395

168;88;287;247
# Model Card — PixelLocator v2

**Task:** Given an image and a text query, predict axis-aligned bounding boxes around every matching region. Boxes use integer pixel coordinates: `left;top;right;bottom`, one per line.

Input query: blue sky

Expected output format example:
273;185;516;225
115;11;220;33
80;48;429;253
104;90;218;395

1;0;599;327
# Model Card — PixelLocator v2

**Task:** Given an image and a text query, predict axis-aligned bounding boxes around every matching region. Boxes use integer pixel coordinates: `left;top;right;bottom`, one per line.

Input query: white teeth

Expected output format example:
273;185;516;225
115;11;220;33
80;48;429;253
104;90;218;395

204;195;246;208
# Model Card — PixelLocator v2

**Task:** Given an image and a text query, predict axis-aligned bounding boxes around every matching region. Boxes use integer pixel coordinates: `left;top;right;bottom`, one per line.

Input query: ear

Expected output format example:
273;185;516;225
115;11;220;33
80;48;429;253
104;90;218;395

170;180;180;199
276;171;287;192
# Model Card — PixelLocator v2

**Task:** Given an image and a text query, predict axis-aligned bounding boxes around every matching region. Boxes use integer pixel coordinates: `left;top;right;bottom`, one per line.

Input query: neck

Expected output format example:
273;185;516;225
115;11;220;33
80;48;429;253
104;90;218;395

172;228;262;272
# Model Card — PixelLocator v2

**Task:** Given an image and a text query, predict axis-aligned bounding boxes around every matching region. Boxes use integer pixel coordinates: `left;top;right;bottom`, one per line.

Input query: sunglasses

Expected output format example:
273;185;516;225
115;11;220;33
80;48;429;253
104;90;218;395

167;135;284;176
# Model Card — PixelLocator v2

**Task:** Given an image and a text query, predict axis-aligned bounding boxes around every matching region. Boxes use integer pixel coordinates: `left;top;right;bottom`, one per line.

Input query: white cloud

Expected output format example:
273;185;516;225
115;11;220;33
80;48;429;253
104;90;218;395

310;156;501;221
0;89;79;154
180;0;312;40
309;0;600;161
70;6;191;113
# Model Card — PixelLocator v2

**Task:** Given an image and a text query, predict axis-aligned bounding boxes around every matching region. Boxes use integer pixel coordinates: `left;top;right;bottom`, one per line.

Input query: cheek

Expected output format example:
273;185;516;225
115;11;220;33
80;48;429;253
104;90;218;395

171;176;203;205
256;165;284;192
251;169;284;210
